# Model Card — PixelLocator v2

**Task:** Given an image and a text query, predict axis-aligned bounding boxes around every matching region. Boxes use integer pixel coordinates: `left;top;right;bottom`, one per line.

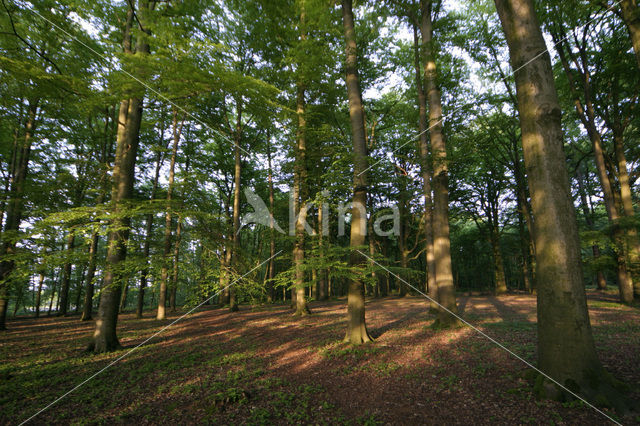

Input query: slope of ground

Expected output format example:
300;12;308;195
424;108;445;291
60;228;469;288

1;294;639;425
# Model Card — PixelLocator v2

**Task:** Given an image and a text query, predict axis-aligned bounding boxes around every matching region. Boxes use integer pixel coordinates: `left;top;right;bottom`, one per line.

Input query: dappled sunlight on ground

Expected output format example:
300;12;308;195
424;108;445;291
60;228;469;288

1;294;638;424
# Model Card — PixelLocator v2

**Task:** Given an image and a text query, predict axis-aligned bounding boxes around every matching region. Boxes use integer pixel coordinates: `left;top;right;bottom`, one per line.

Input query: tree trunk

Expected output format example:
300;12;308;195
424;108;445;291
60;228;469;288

74;265;86;313
82;230;99;321
398;181;409;297
317;200;328;301
157;108;182;320
495;0;618;403
58;233;76;316
137;112;166;318
620;0;640;70
229;101;243;313
169;215;183;311
119;279;128;313
491;226;508;295
293;78;310;316
367;209;378;298
420;0;460;328
577;167;608;290
34;270;44;318
613;125;640;297
0;98;39;330
90;2;149;352
553;29;634;303
414;23;438;311
266;135;276;303
48;269;59;316
513;138;534;293
82;109;114;321
341;0;372;344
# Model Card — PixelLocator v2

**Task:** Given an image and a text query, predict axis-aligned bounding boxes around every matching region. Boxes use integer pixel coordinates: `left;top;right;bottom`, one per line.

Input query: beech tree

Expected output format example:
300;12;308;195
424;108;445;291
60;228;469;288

341;0;373;344
495;0;627;407
89;0;151;353
418;0;460;327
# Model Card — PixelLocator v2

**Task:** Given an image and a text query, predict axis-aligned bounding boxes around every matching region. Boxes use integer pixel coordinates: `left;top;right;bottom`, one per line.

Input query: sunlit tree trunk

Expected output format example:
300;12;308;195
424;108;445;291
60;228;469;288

413;24;437;311
90;2;150;353
495;0;612;401
420;0;460;327
341;0;372;344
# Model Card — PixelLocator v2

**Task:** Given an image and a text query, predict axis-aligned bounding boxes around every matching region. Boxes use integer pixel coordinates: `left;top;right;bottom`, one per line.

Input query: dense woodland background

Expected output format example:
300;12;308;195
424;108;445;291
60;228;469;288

1;0;640;421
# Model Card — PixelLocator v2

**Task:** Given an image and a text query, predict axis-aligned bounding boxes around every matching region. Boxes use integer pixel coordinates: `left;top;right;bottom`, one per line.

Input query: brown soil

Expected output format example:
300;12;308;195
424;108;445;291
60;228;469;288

1;294;638;425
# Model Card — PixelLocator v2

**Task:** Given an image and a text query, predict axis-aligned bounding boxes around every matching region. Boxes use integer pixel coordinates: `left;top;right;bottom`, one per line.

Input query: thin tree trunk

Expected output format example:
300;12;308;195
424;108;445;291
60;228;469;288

34;270;44;318
48;269;59;316
82;108;114;321
495;0;613;402
613;123;640;297
229;101;243;313
169;215;182;311
266;135;276;303
553;29;634;303
341;0;372;344
577;167;608;290
157;108;183;320
293;77;310;316
491;225;508;295
367;209;378;298
58;233;76;316
317;201;328;301
137;141;164;318
0;98;39;330
398;182;408;297
119;279;129;313
420;0;460;327
74;265;86;313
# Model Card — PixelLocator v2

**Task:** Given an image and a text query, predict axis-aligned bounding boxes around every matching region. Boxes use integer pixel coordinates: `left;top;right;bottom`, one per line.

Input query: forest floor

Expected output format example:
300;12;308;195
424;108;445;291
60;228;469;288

1;292;639;425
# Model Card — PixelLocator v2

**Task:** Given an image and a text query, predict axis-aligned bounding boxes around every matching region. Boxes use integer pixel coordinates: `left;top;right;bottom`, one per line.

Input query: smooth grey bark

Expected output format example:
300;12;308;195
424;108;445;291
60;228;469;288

413;23;437;310
495;0;626;406
341;0;373;344
419;0;460;327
